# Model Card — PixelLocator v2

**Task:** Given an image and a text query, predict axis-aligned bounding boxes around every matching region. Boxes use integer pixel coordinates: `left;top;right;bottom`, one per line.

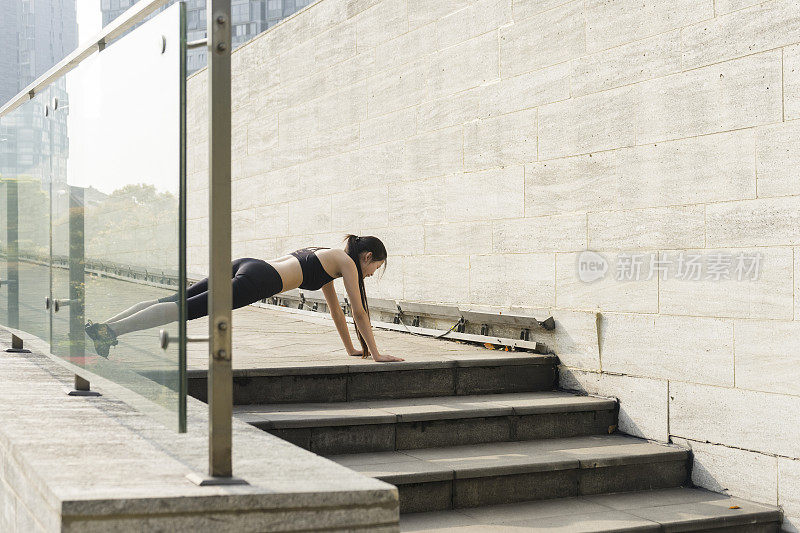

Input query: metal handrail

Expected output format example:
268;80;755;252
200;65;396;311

1;0;239;483
0;0;170;119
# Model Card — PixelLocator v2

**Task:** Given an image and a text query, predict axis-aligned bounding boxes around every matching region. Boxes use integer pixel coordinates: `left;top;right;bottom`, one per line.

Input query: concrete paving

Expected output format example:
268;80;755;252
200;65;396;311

187;304;535;370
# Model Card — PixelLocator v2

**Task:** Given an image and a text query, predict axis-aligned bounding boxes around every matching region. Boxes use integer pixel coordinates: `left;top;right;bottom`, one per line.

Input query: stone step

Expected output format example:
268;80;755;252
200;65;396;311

398;487;782;532
235;391;617;455
328;434;690;513
188;354;558;404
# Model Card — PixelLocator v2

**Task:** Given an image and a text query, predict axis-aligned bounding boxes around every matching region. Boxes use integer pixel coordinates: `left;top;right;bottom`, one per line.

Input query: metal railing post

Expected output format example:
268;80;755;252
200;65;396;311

68;182;85;361
5;334;30;353
68;374;100;397
6;178;19;329
204;0;242;484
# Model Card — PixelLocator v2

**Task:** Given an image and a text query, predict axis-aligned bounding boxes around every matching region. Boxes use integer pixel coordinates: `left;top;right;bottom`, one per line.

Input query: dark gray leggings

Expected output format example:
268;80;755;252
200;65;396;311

157;258;283;320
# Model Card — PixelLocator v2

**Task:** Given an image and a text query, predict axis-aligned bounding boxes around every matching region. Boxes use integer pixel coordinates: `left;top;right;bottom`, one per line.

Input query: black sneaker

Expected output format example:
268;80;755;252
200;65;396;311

84;320;118;358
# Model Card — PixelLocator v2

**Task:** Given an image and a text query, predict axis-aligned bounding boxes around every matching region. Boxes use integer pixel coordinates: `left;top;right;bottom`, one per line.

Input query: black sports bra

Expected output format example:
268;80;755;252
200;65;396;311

289;247;336;291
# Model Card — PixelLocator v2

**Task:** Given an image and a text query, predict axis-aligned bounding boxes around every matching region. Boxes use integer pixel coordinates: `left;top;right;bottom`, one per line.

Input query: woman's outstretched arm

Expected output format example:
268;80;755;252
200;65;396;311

339;258;403;362
321;282;357;354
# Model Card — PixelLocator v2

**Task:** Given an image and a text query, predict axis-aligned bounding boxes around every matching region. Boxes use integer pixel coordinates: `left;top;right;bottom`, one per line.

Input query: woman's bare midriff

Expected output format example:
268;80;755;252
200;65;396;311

265;248;341;292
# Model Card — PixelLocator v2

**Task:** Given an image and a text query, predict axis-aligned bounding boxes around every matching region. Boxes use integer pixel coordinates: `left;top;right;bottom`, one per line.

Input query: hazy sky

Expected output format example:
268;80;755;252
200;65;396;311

76;0;102;45
67;1;181;196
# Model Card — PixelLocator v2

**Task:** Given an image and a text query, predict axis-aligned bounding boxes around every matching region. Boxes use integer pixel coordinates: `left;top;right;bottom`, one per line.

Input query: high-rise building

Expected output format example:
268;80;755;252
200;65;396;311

0;0;77;105
0;1;19;107
101;0;314;74
0;0;77;185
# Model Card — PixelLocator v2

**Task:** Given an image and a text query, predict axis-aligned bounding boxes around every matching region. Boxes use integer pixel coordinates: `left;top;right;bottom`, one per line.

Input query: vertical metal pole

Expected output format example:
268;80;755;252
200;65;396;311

207;0;232;478
5;333;30;353
6;179;19;329
68;373;100;397
68;185;85;358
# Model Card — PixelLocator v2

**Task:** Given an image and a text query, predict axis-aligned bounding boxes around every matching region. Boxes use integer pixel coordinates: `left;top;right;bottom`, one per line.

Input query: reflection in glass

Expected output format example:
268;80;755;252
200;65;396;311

0;89;53;343
1;4;187;431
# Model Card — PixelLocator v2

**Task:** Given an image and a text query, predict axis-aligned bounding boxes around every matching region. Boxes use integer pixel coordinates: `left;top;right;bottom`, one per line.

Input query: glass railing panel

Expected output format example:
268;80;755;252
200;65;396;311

50;3;187;431
0;90;52;343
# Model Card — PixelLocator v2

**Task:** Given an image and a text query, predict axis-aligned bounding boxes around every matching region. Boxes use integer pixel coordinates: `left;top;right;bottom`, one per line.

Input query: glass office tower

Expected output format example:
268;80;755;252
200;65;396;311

0;0;77;192
101;0;314;74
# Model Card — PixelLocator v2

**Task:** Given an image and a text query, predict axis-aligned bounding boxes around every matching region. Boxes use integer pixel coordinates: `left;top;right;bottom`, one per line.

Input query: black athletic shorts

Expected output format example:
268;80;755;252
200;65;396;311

157;257;283;320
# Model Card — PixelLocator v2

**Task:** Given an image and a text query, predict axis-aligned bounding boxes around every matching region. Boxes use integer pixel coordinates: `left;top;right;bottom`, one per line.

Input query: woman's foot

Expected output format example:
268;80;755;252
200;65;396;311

84;320;119;358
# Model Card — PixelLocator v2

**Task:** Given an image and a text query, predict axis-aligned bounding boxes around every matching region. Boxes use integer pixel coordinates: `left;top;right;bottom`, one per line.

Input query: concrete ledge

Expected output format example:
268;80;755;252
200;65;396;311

579;451;690;469
234;392;617;428
188;357;559;404
450;355;559;367
186;354;557;377
346;360;458;372
401;488;782;530
453;459;581;479
332;435;689;487
0;333;399;532
229;365;352;376
623;496;782;531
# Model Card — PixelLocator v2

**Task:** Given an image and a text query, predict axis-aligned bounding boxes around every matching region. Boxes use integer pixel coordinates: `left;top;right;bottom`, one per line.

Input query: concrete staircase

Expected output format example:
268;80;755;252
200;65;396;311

189;354;783;532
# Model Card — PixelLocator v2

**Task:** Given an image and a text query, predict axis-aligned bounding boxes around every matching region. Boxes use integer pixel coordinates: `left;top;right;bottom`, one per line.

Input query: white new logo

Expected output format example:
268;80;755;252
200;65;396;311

577;251;608;283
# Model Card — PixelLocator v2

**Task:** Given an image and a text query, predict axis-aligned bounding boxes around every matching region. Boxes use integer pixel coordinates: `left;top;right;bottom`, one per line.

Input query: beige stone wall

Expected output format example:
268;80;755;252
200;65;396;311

185;0;800;528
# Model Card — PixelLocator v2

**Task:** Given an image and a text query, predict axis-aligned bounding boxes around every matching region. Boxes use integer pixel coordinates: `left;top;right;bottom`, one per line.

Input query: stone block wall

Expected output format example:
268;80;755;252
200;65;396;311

185;0;800;529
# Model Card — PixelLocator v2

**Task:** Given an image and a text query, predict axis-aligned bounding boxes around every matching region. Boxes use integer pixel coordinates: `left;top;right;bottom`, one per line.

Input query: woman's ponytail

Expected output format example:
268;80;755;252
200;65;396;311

342;234;386;359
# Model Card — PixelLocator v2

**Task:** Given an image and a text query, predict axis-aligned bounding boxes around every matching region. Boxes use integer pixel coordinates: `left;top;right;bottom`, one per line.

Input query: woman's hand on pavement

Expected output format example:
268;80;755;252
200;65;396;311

372;353;404;362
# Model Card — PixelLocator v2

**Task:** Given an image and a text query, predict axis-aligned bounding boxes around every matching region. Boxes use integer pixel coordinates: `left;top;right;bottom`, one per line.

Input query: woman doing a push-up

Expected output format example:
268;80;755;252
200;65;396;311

84;234;404;362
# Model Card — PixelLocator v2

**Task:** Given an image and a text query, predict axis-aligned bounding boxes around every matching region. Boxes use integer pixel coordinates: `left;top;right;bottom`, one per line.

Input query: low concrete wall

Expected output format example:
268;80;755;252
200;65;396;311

183;0;800;530
0;329;398;532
